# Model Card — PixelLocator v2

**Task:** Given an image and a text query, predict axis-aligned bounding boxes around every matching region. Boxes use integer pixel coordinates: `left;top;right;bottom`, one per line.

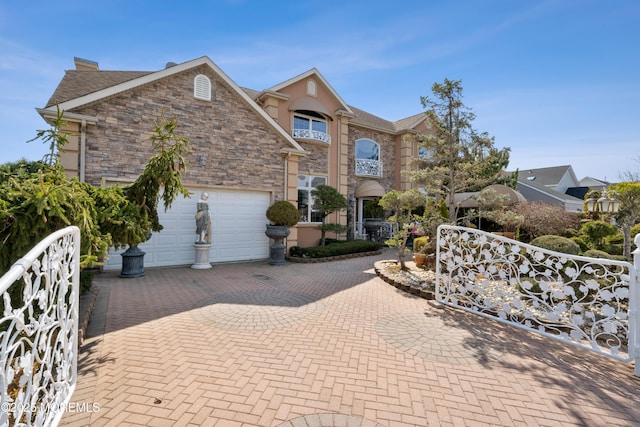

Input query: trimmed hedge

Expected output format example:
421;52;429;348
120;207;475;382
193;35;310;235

582;249;614;259
530;235;580;255
289;240;381;258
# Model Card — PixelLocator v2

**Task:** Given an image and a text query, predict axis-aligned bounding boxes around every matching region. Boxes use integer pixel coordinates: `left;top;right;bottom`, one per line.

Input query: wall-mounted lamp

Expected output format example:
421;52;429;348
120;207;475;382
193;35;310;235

198;154;206;167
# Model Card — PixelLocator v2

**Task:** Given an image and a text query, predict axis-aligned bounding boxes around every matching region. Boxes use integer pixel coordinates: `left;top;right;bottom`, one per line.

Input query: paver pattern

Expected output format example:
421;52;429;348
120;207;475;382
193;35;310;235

62;249;640;426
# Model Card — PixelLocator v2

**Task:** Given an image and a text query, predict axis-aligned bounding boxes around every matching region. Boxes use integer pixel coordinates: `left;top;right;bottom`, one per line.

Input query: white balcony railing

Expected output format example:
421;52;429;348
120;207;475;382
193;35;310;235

355;159;382;177
292;128;331;144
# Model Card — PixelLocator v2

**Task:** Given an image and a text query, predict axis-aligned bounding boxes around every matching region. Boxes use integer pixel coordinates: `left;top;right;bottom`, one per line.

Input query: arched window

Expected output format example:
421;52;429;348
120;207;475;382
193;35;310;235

194;74;211;101
355;139;382;177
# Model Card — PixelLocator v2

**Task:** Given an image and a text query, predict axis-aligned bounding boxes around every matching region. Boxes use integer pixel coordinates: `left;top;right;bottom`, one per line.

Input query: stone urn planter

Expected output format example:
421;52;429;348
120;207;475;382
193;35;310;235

265;225;291;265
265;200;300;266
120;245;146;278
364;218;384;241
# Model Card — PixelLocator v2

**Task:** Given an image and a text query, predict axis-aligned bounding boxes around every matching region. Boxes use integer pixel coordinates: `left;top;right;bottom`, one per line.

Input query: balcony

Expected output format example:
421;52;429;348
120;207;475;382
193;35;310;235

355;159;382;177
292;128;331;144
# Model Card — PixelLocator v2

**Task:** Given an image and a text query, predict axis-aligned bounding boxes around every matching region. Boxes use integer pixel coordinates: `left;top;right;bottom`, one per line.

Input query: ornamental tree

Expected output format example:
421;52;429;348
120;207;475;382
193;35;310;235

310;184;348;246
610;182;640;258
405;79;511;224
379;189;425;270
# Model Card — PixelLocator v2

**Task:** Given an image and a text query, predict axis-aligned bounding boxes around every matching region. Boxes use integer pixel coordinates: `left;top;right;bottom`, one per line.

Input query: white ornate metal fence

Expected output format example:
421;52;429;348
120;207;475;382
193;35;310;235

1;226;80;426
436;225;640;375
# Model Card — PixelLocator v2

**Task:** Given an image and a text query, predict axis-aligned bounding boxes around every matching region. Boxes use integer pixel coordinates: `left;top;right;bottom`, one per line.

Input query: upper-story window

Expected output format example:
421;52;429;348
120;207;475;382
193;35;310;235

194;74;211;101
292;111;331;144
355;139;382;177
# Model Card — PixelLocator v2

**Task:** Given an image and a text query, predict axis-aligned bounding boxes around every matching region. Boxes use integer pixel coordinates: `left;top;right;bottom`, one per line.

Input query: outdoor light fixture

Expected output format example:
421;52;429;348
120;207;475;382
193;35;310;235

585;190;619;219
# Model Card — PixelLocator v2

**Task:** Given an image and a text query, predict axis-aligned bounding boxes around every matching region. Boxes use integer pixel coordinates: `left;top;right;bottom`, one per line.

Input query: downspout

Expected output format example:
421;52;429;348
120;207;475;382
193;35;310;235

80;120;87;182
284;151;290;201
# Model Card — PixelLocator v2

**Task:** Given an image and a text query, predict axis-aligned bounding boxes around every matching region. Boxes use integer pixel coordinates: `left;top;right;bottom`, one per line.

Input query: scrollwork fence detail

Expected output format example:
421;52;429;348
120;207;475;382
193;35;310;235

1;226;80;426
436;225;640;373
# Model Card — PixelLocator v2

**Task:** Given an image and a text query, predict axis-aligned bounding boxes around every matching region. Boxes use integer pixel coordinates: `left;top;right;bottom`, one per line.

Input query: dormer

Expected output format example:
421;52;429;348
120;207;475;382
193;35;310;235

263;69;354;146
289;96;332;144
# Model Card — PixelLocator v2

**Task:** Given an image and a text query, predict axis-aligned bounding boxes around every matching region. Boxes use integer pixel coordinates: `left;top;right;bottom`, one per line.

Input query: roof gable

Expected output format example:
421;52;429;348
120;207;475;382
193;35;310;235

40;56;305;152
267;68;354;117
517;165;576;187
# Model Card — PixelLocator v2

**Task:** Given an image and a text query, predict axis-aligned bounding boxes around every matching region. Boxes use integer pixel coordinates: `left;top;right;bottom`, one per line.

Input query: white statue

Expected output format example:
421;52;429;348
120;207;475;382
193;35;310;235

195;192;212;244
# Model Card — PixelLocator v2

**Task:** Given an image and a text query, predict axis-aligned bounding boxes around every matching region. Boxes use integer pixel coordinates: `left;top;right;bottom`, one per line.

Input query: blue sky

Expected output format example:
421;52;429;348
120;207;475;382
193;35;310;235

1;0;638;182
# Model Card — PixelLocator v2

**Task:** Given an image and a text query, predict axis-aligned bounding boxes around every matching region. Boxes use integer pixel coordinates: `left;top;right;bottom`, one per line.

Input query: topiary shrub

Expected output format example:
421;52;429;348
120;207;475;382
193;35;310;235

266;200;299;226
582;249;615;260
530;235;580;255
413;236;429;253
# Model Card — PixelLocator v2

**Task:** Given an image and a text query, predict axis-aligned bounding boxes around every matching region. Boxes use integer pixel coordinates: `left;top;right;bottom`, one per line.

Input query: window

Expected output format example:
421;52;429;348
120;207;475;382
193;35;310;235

292;111;330;143
418;146;433;160
194;74;211;101
297;175;327;223
355;139;382;177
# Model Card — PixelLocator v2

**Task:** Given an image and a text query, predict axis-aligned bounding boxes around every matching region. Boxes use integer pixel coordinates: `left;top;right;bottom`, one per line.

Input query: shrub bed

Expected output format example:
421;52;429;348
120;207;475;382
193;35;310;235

289;240;381;259
530;235;581;255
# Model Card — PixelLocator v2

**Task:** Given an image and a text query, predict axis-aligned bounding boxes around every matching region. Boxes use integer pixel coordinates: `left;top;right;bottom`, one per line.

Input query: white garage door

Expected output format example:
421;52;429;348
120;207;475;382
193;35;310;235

104;188;271;270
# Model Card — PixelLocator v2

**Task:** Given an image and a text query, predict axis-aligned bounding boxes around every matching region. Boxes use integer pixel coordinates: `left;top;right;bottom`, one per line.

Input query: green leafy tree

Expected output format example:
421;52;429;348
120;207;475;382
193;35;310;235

610;182;640;258
577;220;619;252
406;79;510;224
311;184;348;246
26;104;73;166
379;189;425;270
108;112;191;248
475;187;524;234
0;110;190;275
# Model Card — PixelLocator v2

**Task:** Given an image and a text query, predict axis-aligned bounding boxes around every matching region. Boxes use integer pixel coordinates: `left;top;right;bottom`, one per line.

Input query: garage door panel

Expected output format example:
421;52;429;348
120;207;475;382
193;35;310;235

103;189;270;270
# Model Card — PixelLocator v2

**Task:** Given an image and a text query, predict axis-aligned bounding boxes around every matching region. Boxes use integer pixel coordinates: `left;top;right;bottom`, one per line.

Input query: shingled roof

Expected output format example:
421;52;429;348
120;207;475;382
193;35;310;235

46;59;427;136
46;70;151;107
348;106;426;134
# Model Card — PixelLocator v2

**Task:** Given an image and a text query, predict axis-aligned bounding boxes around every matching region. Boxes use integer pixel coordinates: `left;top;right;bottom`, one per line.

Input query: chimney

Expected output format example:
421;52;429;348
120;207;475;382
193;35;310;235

74;57;99;71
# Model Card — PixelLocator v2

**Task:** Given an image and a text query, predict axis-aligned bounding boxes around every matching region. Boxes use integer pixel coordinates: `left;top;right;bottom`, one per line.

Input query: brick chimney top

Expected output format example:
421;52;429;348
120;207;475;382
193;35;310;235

74;57;99;71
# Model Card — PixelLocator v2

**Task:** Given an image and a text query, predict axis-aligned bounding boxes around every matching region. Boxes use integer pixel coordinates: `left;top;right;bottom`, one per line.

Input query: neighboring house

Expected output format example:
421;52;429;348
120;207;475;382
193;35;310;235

514;165;587;212
579;176;611;191
38;56;431;269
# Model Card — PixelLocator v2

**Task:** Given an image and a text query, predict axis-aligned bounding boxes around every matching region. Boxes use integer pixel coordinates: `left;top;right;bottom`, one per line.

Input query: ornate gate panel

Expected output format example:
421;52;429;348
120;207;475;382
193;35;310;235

1;226;80;426
436;225;639;373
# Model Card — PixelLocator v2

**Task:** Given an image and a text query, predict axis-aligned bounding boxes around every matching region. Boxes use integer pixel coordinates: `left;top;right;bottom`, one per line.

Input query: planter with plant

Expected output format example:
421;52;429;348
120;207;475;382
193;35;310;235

99;112;190;277
265;200;300;265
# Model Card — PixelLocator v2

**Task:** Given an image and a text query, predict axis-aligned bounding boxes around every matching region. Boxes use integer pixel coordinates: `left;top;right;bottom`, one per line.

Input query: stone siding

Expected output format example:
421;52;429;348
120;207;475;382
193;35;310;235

69;65;290;199
297;141;329;177
347;125;396;196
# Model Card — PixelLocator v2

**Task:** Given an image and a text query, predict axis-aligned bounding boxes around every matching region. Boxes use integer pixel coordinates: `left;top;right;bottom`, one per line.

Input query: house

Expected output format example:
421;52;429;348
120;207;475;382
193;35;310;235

38;56;431;269
514;165;587;212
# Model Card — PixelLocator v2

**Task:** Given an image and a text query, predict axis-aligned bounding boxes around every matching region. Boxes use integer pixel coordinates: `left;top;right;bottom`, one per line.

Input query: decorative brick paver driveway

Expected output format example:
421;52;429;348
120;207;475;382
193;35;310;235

62;249;640;426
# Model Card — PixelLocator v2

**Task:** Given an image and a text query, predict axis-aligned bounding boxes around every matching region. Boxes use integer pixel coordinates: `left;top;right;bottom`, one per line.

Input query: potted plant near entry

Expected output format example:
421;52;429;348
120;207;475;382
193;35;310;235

413;236;429;267
265;200;300;265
